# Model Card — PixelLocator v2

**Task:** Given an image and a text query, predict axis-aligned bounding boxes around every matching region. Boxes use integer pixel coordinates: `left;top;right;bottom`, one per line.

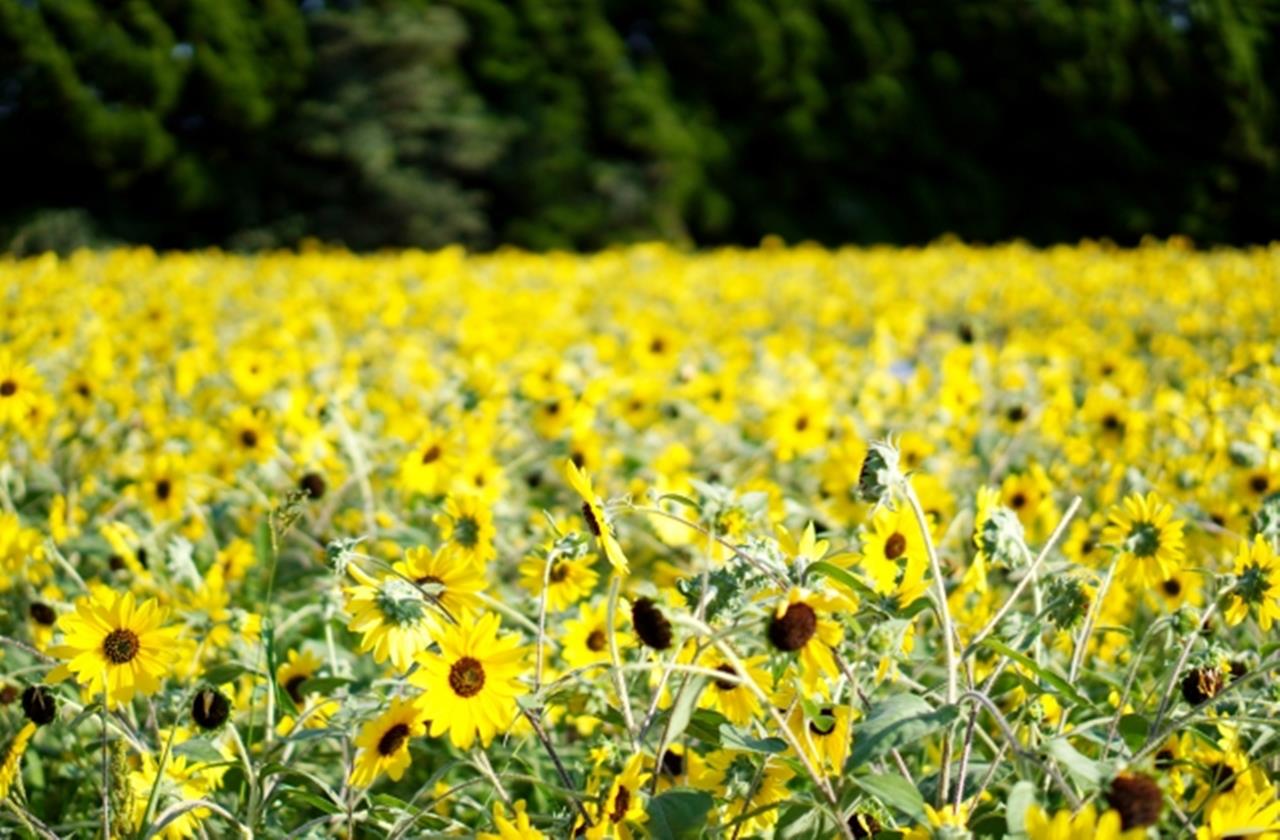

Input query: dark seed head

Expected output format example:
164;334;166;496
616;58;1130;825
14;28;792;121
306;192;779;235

586;629;607;652
0;380;16;397
809;707;836;736
1010;492;1027;509
299;472;326;499
102;628;140;664
1229;660;1248;681
1007;405;1026;423
155;478;172;501
28;602;56;626
0;685;17;705
713;664;738;691
631;597;673;650
768;602;817;652
1105;773;1163;830
108;554;126;572
285;675;308;705
610;784;631;823
1161;578;1182;596
1181;667;1224;705
191;688;231;730
240;428;259;448
580;501;602;536
448;657;486;698
660;749;684;776
549;562;569;583
21;685;56;726
957;323;974;344
884;532;907;560
420;444;441;465
848;813;882;838
377;722;411;756
1250;474;1270;494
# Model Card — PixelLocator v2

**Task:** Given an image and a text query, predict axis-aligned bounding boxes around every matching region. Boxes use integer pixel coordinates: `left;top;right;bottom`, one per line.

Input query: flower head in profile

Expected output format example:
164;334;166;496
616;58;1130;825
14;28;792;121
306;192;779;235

1102;493;1186;588
1025;803;1146;840
565;460;629;575
1196;766;1280;840
345;564;438;672
349;695;430;787
409;612;527;748
48;589;179;709
581;753;649;840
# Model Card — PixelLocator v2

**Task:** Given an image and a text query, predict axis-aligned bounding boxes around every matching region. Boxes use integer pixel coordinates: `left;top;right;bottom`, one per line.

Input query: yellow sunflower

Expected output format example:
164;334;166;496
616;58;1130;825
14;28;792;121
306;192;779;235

1224;536;1280;631
0;721;36;801
48;589;179;709
1101;492;1186;588
582;753;650;840
0;350;44;429
518;552;599;613
275;648;339;734
344;565;438;672
695;650;771;726
392;544;485;626
349;694;429;787
1025;803;1146;840
409;611;528;748
435;494;497;568
1196;767;1280;840
766;589;843;695
860;505;927;602
479;800;545;840
561;599;631;670
565;460;629;575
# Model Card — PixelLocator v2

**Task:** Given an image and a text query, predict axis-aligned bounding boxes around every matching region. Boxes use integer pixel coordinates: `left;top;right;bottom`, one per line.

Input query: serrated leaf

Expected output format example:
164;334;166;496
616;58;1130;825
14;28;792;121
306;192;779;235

646;789;713;840
851;773;925;821
850;694;959;766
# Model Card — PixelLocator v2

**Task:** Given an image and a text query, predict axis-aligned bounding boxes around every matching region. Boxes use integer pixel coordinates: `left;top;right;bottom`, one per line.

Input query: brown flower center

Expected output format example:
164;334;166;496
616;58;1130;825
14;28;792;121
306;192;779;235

1105;773;1163;830
586;629;608;652
102;628;140;664
713;664;738;690
1010;492;1027;509
1161;578;1182;596
884;532;907;560
285;675;308;705
1250;474;1270;494
28;602;56;626
581;502;602;536
768;602;817;652
377;722;411;756
155;478;172;501
549;562;570;583
421;444;442;464
660;749;684;776
0;380;16;397
448;656;486;698
610;784;631;823
239;428;259;448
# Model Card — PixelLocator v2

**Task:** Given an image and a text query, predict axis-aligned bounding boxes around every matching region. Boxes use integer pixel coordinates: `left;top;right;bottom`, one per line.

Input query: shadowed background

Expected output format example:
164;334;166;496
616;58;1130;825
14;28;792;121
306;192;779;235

2;0;1277;254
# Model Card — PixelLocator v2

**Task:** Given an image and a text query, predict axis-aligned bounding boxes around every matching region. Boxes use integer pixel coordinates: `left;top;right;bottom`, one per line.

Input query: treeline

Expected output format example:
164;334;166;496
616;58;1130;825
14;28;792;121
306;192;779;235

2;0;1277;253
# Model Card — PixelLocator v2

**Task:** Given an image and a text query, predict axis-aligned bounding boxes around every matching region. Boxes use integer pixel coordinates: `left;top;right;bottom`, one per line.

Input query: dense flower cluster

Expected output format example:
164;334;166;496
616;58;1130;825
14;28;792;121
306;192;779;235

1;242;1279;838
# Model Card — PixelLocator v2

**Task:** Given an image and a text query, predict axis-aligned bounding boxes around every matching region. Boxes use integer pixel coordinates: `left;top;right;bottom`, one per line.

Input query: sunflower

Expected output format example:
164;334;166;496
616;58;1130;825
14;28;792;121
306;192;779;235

435;494;497;568
705;751;794;837
1025;803;1147;840
136;453;188;523
785;700;853;775
1102;493;1186;588
392;544;485;626
565;460;629;575
518;552;599;612
695;650;771;726
0;350;43;429
349;694;430;787
408;611;527;748
582;753;649;840
653;744;715;793
226;406;275;465
1224;536;1280;631
479;800;545;840
275;648;339;734
344;565;438;672
0;721;36;801
1196;767;1280;840
561;600;631;670
860;505;926;600
765;589;843;695
399;424;458;497
47;589;179;709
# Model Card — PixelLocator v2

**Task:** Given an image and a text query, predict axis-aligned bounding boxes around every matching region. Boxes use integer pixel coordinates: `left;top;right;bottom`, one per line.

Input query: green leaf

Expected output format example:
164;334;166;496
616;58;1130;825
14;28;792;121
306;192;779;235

289;790;340;815
172;739;226;765
775;803;834;839
298;676;351;696
850;694;959;766
1006;780;1037;836
719;725;787;754
851;773;925;821
202;663;252;685
1044;737;1102;789
658;493;701;511
664;677;706;748
1117;714;1150;753
981;638;1093;709
646;789;713;840
685;709;727;745
806;560;877;598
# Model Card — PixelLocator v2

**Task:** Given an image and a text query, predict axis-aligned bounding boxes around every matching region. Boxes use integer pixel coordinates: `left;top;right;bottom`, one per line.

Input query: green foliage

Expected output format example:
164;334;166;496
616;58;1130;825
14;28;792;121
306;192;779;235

3;0;1280;248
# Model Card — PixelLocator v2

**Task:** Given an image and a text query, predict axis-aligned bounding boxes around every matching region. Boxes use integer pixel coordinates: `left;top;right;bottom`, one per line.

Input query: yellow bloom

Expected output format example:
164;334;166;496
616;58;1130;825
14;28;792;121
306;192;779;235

518;552;599;612
48;589;179;709
0;721;36;801
0;350;44;429
393;544;485;626
435;494;497;568
561;599;631;670
696;650;770;726
409;612;528;748
479;799;545;840
582;754;649;840
1025;803;1146;840
1224;536;1280;631
1102;493;1186;588
345;564;439;672
349;695;429;787
275;648;338;733
566;460;629;575
1197;767;1280;840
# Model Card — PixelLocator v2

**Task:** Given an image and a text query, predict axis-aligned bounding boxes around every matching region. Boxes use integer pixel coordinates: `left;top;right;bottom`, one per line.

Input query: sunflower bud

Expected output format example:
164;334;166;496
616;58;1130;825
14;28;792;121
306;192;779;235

1250;491;1280;541
978;506;1026;569
857;441;900;503
191;687;232;731
20;685;56;726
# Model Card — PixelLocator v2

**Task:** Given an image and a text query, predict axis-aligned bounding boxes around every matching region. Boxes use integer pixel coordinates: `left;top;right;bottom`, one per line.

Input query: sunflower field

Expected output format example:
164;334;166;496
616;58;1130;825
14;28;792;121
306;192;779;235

2;242;1280;839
